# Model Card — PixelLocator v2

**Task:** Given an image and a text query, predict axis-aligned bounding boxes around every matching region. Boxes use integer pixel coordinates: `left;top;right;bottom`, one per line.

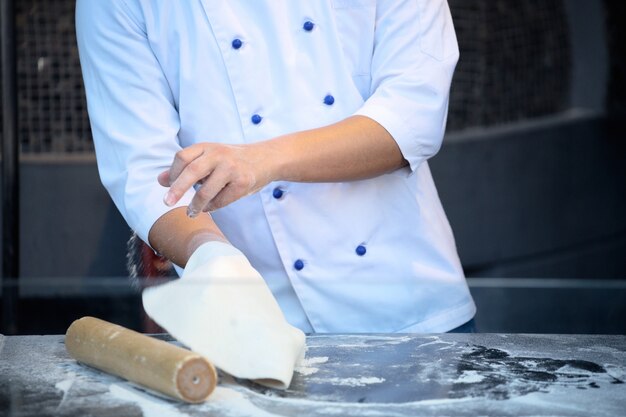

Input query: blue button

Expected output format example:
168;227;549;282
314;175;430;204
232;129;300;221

356;245;367;256
251;114;263;125
294;259;304;271
303;21;315;31
272;188;283;199
323;94;335;105
232;38;243;49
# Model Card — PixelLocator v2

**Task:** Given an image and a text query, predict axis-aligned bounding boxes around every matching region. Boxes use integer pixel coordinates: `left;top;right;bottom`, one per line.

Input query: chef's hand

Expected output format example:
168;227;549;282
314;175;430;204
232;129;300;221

159;142;277;217
158;116;406;217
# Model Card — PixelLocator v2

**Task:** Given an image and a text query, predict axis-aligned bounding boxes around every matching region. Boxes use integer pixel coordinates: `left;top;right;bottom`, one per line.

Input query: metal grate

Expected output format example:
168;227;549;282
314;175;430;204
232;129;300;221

15;0;92;154
4;0;573;155
447;0;572;131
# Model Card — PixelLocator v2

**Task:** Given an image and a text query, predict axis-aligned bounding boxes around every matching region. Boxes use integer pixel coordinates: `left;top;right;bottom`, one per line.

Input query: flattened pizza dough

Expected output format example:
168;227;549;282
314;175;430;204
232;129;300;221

142;242;306;389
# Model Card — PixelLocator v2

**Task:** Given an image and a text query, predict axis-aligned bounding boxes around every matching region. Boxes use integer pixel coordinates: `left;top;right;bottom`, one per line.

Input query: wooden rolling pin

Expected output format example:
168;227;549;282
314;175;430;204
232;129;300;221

65;316;217;403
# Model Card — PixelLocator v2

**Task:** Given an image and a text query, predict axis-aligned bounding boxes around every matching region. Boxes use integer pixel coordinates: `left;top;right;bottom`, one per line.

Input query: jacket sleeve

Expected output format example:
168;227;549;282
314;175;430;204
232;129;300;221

353;0;459;172
76;0;194;244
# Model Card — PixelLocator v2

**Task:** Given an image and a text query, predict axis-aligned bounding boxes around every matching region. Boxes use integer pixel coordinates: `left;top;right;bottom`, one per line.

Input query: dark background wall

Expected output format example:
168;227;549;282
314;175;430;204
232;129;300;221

0;0;625;333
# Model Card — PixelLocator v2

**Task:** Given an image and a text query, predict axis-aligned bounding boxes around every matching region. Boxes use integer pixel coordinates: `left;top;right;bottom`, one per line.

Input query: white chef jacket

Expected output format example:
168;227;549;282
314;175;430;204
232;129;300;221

76;0;476;333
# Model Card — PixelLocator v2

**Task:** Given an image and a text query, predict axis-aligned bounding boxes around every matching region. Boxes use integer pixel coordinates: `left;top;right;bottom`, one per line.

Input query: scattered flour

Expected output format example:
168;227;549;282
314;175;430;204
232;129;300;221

453;371;485;384
295;356;329;376
206;386;281;417
604;364;626;381
109;384;191;417
332;335;412;348
55;378;74;395
104;377;479;417
416;337;456;349
241;381;474;410
54;378;74;409
324;377;386;387
109;383;282;417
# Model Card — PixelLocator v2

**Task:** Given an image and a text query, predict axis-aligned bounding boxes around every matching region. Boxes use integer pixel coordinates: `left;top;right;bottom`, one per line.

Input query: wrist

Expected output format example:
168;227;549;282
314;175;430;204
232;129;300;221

250;137;291;184
149;207;229;268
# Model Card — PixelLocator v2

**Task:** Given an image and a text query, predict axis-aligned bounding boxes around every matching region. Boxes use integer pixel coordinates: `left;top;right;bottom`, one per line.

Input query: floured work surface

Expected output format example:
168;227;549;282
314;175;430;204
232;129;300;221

0;333;625;416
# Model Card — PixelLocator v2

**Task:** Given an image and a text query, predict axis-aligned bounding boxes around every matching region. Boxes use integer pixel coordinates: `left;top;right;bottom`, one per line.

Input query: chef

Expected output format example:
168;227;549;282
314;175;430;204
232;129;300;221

76;0;476;333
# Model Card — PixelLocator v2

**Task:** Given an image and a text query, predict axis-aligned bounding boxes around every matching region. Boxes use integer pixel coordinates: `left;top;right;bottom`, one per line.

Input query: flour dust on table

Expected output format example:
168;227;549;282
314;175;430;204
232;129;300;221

1;334;625;416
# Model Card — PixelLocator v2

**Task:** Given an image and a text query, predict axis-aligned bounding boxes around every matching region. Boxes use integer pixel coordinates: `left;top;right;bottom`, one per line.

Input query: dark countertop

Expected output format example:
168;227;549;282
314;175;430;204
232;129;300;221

1;333;625;416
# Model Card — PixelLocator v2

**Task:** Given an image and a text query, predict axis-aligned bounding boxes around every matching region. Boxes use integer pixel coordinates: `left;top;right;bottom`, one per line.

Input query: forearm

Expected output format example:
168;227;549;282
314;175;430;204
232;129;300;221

148;207;227;268
161;114;408;215
265;115;407;183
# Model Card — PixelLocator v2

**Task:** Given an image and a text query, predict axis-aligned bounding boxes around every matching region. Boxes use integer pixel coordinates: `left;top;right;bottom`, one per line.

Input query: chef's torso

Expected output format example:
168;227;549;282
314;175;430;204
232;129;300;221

81;0;476;333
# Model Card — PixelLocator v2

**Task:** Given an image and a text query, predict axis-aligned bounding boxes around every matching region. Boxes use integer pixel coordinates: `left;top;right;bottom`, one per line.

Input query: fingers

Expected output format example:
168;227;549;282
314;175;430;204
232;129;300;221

160;143;265;213
165;156;215;206
208;183;247;211
187;181;247;218
168;146;205;184
186;166;232;217
163;144;213;206
162;146;207;206
157;170;170;187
